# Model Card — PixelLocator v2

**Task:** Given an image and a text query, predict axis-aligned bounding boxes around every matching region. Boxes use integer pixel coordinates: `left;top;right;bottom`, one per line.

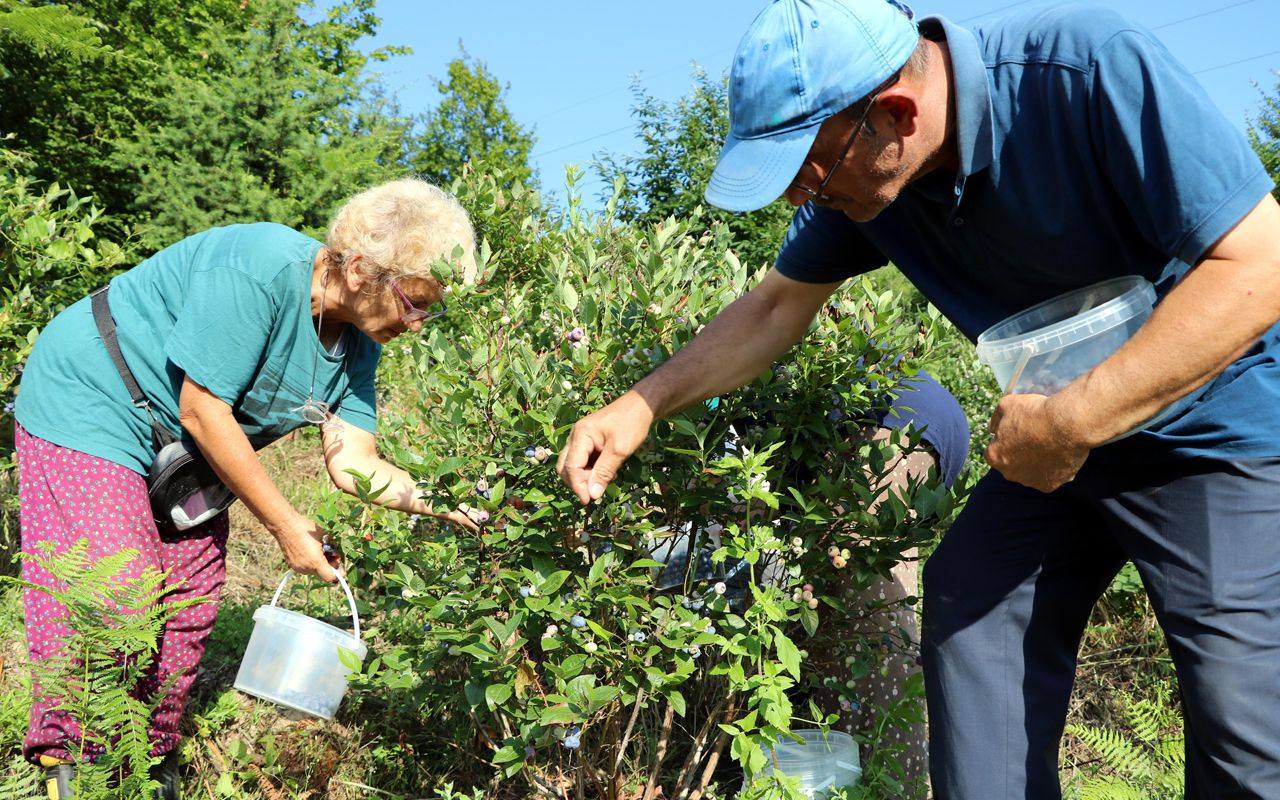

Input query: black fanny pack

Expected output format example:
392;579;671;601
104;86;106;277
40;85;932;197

91;286;236;530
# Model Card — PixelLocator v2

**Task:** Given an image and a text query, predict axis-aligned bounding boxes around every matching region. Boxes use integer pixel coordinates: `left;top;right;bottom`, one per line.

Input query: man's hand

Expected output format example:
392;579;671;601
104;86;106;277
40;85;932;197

439;508;480;533
985;392;1090;492
557;391;656;504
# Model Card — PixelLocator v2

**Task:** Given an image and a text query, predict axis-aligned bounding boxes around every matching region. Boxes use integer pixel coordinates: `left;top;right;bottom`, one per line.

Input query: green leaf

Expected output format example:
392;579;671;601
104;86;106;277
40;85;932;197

667;690;687;717
464;681;485;709
538;705;577;725
773;631;801;680
337;646;364;673
800;604;819;637
484;682;512;710
539;570;571;596
492;744;522;765
433;456;468;477
587;685;619;708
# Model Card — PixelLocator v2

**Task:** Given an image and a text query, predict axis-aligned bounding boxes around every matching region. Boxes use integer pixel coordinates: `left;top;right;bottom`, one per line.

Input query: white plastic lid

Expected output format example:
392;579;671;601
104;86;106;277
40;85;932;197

976;276;1155;365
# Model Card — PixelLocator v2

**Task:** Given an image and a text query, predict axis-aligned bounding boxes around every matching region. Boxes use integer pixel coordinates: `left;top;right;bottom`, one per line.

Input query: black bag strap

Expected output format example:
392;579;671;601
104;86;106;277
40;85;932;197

90;285;178;452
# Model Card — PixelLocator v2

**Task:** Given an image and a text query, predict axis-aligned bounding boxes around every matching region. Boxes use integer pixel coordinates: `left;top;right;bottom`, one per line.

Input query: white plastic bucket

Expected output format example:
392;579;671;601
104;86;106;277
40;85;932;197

976;276;1156;396
233;571;367;720
760;729;862;798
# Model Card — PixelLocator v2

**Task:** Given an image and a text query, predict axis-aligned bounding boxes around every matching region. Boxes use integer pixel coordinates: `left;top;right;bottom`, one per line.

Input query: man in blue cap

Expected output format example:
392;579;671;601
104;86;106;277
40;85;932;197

560;0;1280;797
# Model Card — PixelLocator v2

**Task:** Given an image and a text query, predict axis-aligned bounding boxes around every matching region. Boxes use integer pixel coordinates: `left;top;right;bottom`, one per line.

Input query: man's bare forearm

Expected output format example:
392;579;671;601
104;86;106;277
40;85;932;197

632;269;839;419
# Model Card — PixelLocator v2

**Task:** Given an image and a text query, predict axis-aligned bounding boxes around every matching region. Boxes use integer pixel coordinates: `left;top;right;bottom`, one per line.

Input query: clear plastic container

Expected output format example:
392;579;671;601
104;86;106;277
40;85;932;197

976;276;1155;396
759;729;862;798
233;571;366;720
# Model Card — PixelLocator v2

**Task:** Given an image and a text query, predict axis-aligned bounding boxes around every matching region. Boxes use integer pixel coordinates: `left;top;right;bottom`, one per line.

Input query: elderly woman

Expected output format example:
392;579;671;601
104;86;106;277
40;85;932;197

13;178;475;797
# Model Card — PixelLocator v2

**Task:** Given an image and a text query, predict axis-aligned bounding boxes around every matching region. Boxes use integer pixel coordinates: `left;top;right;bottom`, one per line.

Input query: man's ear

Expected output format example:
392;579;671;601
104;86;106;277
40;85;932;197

878;89;919;137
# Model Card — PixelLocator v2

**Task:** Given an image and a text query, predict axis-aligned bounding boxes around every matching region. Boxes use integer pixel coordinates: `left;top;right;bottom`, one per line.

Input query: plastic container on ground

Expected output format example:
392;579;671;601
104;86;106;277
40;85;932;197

758;729;862;798
976;276;1157;397
233;571;366;720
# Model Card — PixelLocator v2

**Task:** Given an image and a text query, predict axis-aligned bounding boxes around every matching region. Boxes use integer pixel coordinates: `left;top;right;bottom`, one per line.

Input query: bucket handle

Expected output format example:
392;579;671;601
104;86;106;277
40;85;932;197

271;570;362;642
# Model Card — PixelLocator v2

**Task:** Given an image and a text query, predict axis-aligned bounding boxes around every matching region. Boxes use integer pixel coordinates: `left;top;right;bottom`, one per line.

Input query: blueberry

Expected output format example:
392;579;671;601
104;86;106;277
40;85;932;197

562;725;582;749
519;586;532;598
421;622;432;632
570;615;586;628
525;447;537;458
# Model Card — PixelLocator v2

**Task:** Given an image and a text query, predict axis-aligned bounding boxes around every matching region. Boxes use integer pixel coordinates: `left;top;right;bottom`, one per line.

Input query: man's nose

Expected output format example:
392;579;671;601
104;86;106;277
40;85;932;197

784;184;813;207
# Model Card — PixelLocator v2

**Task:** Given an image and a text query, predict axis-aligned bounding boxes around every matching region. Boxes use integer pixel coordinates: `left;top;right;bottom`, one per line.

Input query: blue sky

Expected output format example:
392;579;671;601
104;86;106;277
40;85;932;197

361;0;1279;208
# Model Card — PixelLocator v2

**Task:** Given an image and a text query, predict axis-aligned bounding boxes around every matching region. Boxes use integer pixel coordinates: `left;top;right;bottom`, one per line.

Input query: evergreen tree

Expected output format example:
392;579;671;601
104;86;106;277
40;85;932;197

0;0;253;236
108;0;411;251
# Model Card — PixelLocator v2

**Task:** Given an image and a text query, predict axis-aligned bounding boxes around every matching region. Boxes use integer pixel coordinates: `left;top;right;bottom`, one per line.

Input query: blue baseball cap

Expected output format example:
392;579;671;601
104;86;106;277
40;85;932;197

705;0;919;212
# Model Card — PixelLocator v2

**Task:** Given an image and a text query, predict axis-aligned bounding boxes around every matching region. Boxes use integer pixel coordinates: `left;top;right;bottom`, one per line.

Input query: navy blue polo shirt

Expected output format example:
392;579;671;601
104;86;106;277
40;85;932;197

776;4;1277;461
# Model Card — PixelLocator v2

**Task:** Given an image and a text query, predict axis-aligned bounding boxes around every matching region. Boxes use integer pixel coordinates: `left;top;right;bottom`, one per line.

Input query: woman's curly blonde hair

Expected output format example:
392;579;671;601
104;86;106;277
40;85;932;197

326;177;477;286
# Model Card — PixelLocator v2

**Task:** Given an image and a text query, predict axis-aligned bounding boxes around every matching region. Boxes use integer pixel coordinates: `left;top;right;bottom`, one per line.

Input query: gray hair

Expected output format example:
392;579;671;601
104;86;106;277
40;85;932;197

326;177;477;285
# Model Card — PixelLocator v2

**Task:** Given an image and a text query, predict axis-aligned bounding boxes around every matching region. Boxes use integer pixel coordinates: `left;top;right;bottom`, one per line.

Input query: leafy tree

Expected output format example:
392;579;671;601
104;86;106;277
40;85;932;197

594;68;795;273
410;45;537;191
108;0;413;250
1248;73;1280;201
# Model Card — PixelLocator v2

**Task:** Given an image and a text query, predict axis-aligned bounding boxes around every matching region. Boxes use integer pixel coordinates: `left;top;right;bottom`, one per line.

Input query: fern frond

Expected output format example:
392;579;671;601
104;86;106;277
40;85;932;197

5;540;214;792
0;4;111;62
1078;775;1148;800
0;754;42;800
1124;698;1165;745
1067;725;1153;780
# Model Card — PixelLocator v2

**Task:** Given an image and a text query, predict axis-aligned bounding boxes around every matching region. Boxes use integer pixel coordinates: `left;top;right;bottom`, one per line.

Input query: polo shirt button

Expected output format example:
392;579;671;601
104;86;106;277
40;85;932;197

952;216;965;227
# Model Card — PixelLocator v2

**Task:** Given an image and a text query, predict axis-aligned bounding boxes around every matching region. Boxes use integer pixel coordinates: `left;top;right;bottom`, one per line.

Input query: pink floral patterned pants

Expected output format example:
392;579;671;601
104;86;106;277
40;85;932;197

15;422;228;763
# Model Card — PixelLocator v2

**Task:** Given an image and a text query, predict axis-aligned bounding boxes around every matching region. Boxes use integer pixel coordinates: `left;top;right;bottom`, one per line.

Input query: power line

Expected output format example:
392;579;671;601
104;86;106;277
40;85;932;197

531;123;638;159
1150;0;1255;31
530;55;729;126
528;1;1276;166
1193;50;1280;75
959;0;1038;24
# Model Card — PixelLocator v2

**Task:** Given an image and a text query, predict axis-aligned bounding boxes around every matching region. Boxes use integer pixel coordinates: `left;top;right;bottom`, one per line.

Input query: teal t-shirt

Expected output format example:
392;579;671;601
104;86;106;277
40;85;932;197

16;222;380;474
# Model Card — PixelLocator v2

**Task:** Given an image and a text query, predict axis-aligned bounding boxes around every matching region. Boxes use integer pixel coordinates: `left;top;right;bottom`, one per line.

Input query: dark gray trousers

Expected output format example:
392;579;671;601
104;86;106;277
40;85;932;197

923;456;1280;799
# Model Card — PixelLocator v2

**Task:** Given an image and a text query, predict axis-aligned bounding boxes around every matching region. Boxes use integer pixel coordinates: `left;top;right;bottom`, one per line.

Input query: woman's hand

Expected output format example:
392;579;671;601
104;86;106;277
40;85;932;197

272;514;341;582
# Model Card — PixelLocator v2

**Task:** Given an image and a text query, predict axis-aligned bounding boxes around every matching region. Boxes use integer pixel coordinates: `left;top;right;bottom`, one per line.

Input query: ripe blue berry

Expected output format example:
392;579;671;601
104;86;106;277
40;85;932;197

570;615;586;628
519;586;532;598
562;725;582;749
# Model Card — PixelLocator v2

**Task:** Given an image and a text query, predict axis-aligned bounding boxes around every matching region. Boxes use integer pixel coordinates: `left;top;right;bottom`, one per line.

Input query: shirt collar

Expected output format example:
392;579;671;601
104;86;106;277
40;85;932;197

921;15;995;181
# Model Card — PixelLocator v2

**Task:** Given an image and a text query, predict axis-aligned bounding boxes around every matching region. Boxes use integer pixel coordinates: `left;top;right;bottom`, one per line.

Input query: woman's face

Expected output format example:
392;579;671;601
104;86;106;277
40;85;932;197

348;272;446;344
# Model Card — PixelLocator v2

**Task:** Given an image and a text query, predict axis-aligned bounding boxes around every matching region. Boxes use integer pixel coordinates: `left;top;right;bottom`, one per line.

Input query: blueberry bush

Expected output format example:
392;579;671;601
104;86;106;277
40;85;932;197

0;147;131;574
320;174;964;798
